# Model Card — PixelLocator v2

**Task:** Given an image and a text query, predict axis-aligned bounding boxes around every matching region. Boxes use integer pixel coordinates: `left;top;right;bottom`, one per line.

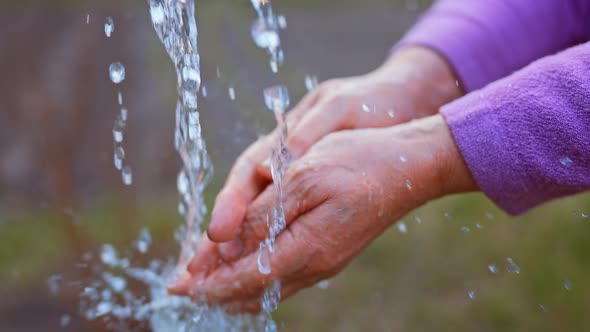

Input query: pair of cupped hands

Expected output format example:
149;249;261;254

169;46;477;312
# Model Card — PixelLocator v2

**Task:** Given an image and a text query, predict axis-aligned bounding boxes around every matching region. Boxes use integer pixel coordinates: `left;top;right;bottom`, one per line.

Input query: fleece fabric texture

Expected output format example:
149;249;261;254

400;0;590;214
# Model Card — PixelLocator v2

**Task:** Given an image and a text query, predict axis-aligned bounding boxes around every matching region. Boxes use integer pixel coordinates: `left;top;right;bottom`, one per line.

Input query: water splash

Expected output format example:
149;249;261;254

396;221;407;234
109;62;126;84
304;74;318;91
505;257;521;274
80;1;267;330
121;166;133;185
259;85;290;330
249;0;284;72
105;17;115;37
488;263;498;274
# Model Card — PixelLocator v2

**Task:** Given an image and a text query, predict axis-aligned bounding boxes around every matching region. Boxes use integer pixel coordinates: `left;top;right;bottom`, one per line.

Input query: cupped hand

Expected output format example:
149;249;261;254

171;115;476;312
207;46;462;243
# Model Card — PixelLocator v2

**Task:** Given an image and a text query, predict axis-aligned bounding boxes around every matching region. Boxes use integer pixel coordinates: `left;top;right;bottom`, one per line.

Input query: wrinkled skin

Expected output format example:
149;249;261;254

169;47;471;312
170;115;477;313
206;47;462;243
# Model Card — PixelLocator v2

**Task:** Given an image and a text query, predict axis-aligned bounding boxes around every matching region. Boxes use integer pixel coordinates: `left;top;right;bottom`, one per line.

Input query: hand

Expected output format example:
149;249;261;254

207;46;463;242
171;115;477;312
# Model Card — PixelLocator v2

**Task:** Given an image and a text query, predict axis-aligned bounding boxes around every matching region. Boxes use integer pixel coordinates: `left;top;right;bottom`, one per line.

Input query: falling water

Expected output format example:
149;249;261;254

79;1;265;330
248;0;291;329
147;0;211;276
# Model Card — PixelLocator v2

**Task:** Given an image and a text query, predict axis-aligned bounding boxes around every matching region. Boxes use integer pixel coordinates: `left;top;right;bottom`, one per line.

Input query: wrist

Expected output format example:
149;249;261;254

392;114;477;203
377;46;463;118
425;115;478;198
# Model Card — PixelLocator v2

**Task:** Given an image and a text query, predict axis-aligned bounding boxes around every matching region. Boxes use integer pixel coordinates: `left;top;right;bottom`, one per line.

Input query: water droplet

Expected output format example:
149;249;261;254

486;212;495;220
488;264;498;274
178;201;186;216
263;85;290;112
262;280;281;312
387;109;395;118
414;216;422;224
104;17;115;37
114;146;125;170
177;170;189;195
86;14;90;24
117;92;123;105
251;18;280;50
560;156;574;167
95;301;112;317
122;166;133;186
399;155;408;163
405;179;412;190
461;226;471;234
361;103;372;113
112;117;125;143
109;62;126;84
48;275;62;295
103;272;127;293
216;66;221;78
475;223;483;229
467;290;476;300
317;280;331;289
396;221;407;234
505;257;521;274
582;212;589;220
120;107;128;121
60;314;71;327
135;228;152;254
564;279;572;291
455;80;459;87
539;304;548;312
228;86;236;100
201;85;207;97
257;243;271;275
100;244;118;267
277;15;287;29
264;319;277;332
305;74;319;91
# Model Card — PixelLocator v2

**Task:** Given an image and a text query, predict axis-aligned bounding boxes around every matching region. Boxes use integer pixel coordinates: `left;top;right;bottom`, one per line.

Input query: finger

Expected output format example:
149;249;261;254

207;134;275;242
285;101;352;159
224;298;263;315
207;89;322;243
191;226;313;303
238;165;331;256
255;89;324;181
220;258;347;311
169;236;221;295
222;276;327;315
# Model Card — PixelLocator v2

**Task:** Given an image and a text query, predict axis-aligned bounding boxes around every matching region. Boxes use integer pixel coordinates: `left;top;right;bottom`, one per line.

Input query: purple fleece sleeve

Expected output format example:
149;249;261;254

441;42;590;214
399;0;590;92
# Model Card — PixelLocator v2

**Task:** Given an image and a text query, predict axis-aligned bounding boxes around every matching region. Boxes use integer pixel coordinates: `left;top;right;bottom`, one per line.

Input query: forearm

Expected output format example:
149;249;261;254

399;0;590;91
441;42;590;214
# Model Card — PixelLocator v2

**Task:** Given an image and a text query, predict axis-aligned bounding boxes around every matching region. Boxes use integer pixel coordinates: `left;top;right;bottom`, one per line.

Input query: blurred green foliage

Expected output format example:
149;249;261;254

2;191;590;331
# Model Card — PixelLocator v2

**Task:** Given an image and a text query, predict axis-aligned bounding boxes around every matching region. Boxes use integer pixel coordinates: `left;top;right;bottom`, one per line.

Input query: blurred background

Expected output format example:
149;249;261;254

1;0;590;331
